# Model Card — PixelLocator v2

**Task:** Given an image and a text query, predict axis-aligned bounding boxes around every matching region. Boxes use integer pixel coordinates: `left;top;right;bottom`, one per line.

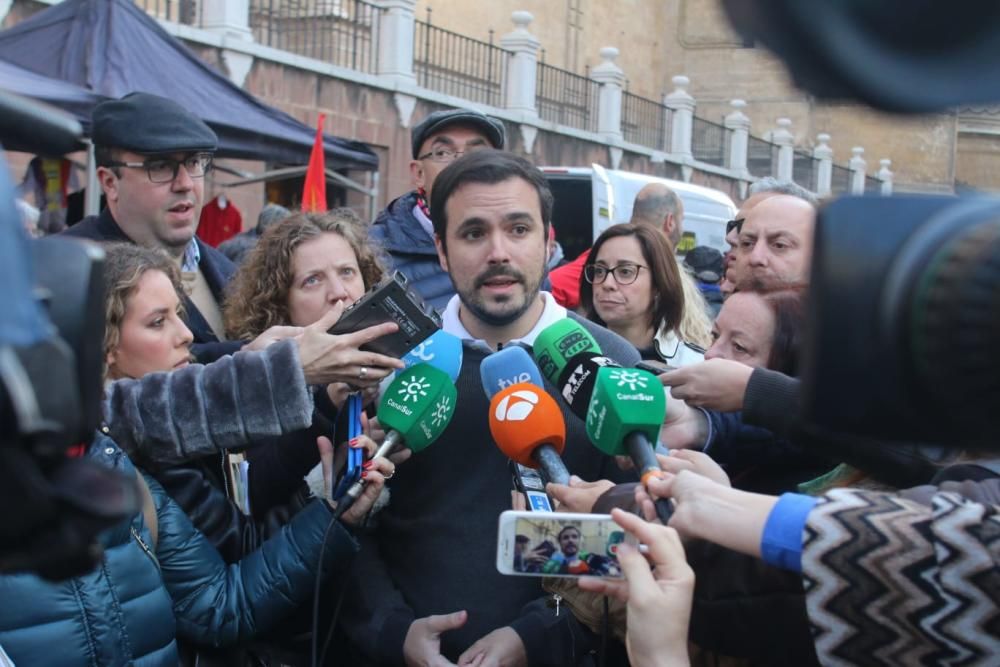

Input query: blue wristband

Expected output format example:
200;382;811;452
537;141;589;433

760;493;817;573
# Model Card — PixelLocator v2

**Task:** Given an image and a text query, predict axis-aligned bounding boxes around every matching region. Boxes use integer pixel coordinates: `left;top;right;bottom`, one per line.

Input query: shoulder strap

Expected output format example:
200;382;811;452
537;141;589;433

135;472;158;550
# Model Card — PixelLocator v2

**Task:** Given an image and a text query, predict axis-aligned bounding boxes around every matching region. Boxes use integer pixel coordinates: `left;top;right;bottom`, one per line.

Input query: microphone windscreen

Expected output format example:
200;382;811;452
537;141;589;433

586;366;665;456
399;329;463;382
378;363;457;452
488;382;566;467
531;319;601;384
480;345;544;399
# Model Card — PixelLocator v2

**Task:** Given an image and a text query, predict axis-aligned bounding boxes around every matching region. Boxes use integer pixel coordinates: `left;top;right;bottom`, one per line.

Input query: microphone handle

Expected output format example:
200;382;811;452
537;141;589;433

532;444;571;486
333;429;405;520
624;431;675;524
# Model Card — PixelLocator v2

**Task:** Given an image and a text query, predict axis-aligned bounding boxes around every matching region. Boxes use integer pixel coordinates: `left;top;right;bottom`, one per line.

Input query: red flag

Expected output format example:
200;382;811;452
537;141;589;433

302;114;327;212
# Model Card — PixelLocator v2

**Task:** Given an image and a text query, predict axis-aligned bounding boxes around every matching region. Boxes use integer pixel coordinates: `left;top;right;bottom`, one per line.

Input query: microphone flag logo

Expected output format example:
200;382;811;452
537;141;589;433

431;395;452;427
398;374;431;402
495;390;540;422
609;369;647;392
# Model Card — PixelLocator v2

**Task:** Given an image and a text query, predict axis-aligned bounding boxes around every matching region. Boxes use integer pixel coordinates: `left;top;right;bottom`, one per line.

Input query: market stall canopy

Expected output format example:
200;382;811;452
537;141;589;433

0;0;377;170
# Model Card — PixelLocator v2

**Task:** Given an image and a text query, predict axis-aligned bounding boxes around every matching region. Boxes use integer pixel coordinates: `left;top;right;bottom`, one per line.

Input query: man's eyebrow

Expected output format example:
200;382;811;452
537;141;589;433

430;136;457;147
501;211;535;223
765;231;799;243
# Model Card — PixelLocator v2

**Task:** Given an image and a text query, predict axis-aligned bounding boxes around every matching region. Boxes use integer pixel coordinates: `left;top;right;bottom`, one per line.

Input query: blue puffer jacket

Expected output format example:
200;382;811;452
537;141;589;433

0;434;358;666
369;191;454;313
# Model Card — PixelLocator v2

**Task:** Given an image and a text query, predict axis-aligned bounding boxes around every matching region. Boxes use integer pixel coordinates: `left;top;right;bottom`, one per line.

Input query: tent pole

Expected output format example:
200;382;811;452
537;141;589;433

84;140;99;217
369;170;379;223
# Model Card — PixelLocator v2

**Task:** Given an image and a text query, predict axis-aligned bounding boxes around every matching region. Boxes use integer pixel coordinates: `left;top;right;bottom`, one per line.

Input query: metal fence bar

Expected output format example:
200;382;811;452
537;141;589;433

746;134;776;178
136;0;201;26
535;61;599;133
830;164;852;194
621;91;671;150
691;116;729;166
412;16;508;107
248;0;382;74
865;174;881;194
792;150;818;192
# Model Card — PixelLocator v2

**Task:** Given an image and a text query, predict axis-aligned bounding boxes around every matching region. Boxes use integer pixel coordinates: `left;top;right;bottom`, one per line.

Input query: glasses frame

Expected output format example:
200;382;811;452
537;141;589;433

584;263;648;285
107;153;214;184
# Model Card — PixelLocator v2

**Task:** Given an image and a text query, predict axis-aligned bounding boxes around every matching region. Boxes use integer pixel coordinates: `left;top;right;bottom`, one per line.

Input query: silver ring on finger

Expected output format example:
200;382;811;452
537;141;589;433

384;469;395;480
359;366;368;380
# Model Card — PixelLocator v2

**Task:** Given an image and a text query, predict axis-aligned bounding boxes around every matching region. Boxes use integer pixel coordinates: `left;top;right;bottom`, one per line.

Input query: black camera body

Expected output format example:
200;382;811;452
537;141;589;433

802;196;1000;447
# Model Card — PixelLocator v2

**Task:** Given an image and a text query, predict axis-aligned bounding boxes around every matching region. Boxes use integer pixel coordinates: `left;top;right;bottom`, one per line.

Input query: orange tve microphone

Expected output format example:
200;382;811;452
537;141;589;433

488;382;569;485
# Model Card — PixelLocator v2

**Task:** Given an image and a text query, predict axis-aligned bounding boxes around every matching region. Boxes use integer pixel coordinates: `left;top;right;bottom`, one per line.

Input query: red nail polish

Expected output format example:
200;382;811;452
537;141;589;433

362;460;374;470
349;437;359;447
361;471;368;479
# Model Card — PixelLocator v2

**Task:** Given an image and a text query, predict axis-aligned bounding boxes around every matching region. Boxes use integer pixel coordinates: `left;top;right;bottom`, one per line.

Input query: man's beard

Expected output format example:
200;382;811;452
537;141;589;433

458;262;544;327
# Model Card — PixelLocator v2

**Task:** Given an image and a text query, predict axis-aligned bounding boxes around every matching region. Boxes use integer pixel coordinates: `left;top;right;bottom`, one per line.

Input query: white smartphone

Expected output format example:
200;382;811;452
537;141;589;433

496;510;632;579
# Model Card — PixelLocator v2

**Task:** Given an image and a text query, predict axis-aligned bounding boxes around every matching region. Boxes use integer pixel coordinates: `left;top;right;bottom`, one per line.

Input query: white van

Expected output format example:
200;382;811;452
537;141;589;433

540;165;737;261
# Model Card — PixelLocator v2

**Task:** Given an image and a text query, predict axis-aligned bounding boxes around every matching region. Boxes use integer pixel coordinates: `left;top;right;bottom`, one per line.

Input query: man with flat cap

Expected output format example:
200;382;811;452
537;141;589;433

369;108;506;312
62;92;239;362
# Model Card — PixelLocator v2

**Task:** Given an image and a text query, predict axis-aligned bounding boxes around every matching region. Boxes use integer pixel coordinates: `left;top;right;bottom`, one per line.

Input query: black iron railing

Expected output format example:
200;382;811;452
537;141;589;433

792;150;818;192
747;135;777;178
413;10;508;107
536;61;599;132
249;0;382;73
621;91;671;150
691;116;729;166
865;174;882;194
830;164;853;194
136;0;201;26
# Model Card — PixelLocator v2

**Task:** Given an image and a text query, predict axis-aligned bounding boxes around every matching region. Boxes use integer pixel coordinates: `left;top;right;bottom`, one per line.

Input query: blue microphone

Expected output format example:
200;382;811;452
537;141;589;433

398;329;463;382
479;345;544;399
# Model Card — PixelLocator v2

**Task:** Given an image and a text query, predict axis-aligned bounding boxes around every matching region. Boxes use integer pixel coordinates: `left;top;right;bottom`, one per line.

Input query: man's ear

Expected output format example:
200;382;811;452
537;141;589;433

98;166;119;203
409;160;425;191
435;234;449;272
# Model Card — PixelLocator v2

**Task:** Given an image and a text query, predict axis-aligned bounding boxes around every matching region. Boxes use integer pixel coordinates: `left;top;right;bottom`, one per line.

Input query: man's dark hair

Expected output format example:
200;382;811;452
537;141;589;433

94;145;121;176
557;525;581;541
429;149;553;252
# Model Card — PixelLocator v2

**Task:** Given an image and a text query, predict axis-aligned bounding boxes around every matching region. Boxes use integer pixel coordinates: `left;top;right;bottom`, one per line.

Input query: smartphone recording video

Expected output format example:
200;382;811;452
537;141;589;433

496;511;628;578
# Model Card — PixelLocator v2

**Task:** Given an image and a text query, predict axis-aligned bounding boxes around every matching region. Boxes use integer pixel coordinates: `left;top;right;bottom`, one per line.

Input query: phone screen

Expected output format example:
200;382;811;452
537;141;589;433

498;511;626;578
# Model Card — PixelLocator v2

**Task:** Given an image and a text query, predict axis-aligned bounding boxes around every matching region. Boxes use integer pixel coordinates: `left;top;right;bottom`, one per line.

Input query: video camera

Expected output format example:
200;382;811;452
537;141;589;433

0;92;140;580
722;0;1000;451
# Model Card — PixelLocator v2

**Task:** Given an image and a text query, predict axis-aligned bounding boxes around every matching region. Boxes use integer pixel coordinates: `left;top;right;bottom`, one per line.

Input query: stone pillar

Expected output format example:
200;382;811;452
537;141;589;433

849;146;867;194
724;99;750;176
664;75;694;160
374;0;417;85
201;0;253;40
499;11;540;117
771;117;794;181
589;47;625;141
878;158;894;195
813;133;833;197
201;0;254;86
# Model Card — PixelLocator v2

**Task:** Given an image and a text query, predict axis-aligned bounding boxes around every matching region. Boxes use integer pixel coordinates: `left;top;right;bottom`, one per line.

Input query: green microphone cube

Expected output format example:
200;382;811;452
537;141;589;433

378;363;457;452
585;366;665;456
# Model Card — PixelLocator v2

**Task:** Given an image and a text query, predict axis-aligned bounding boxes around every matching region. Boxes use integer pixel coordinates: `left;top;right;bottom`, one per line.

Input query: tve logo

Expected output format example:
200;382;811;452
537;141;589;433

494;390;539;422
497;372;533;390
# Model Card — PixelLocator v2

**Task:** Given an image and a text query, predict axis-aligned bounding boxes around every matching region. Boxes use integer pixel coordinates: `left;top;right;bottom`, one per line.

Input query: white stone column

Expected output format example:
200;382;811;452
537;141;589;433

201;0;254;86
589;47;625;141
849;146;867;194
878;159;894;195
374;0;417;85
813;133;833;196
499;11;540;118
201;0;253;40
724;99;750;176
665;75;694;160
771;117;794;181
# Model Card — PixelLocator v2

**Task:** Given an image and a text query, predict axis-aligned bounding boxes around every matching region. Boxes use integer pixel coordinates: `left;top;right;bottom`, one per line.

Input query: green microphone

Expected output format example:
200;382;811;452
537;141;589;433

586;365;667;488
531;319;601;384
334;363;456;518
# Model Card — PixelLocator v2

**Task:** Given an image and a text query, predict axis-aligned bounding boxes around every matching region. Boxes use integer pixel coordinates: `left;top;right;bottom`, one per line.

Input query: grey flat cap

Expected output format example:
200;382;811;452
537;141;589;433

92;92;217;154
411;108;505;158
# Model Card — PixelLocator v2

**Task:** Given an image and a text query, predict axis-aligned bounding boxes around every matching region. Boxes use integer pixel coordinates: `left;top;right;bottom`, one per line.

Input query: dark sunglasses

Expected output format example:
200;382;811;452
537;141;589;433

726;217;745;236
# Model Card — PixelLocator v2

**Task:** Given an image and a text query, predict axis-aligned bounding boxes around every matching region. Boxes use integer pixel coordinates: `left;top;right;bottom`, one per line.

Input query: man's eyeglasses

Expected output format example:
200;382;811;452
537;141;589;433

584;263;647;285
416;146;487;163
726;217;745;236
108;153;214;183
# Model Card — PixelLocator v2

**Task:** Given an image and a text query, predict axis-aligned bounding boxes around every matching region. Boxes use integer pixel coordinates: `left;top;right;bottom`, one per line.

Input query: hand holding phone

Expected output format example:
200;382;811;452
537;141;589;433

497;510;635;579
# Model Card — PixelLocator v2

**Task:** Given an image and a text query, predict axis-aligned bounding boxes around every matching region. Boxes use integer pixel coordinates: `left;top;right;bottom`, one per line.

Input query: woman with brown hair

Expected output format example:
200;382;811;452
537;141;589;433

580;223;709;366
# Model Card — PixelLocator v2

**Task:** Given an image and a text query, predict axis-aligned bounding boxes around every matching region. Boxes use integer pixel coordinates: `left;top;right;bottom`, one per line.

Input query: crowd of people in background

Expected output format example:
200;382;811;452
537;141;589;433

1;89;996;667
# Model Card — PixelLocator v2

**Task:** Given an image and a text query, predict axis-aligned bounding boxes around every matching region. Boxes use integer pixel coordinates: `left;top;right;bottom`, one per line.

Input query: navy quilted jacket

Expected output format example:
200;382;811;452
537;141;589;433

369;191;454;313
0;434;357;666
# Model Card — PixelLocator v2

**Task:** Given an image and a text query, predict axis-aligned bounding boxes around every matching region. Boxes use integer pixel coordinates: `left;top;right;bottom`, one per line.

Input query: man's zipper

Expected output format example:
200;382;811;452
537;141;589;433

131;526;160;571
